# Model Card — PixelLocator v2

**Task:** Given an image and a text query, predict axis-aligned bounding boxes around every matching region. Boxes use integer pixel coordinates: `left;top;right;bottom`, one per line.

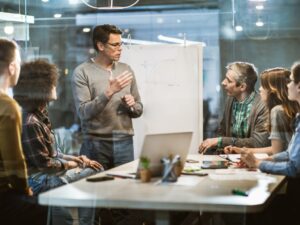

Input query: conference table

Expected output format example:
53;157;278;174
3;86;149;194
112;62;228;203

39;154;286;225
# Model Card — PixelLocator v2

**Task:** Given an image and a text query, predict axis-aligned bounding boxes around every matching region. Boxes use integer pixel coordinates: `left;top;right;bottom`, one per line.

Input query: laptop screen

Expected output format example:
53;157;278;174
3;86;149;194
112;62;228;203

137;132;193;177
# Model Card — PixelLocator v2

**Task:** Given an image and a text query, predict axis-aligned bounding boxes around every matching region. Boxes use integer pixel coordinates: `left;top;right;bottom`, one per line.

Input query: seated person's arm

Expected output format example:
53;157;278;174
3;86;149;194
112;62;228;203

22;123;69;171
61;154;103;170
224;139;283;155
199;138;218;153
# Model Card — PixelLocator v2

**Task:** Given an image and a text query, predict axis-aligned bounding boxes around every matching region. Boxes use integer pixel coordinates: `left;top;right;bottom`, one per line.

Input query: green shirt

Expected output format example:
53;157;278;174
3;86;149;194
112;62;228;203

231;91;256;138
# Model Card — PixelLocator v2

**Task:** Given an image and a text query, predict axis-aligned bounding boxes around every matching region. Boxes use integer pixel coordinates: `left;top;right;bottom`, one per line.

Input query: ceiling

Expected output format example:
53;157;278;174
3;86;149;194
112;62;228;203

1;0;219;16
1;0;300;39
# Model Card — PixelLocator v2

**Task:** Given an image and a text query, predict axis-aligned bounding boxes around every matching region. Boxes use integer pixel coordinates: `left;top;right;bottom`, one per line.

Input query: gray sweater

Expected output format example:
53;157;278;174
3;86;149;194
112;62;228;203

218;93;270;148
72;59;143;140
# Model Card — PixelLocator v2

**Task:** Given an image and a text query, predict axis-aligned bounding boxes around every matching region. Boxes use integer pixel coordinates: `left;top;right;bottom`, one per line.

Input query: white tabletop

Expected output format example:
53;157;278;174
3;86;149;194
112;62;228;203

39;154;286;213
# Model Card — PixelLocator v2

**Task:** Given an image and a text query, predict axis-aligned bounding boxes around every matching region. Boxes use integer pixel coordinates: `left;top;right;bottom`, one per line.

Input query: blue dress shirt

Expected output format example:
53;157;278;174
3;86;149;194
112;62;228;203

259;114;300;177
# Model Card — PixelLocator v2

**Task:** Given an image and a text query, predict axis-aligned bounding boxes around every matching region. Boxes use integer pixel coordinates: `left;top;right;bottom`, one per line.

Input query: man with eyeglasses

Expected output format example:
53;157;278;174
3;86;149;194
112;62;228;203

72;24;143;170
199;61;270;154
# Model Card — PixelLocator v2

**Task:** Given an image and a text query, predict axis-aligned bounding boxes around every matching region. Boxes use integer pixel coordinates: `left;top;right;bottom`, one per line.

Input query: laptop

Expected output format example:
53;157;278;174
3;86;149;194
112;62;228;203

106;132;193;179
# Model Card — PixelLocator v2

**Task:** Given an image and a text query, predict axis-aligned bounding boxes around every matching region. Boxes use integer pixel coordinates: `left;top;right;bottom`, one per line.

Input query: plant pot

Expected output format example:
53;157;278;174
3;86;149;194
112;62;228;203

140;169;151;182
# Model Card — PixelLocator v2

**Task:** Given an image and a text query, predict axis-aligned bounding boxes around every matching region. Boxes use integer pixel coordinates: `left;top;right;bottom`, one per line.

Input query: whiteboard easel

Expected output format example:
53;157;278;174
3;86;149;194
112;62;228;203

121;44;203;157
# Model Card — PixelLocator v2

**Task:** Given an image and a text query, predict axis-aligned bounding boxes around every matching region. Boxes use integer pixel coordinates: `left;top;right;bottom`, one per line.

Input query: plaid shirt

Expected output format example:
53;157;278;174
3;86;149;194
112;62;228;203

21;109;68;175
231;91;256;138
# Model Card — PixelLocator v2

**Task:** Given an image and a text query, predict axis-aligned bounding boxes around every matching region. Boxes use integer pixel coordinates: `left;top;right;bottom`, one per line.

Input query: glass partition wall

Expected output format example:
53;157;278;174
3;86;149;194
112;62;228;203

1;0;300;153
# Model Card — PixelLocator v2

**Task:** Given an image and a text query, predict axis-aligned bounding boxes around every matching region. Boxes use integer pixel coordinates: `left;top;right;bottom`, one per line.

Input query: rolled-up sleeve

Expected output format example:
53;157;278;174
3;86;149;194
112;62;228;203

259;125;300;177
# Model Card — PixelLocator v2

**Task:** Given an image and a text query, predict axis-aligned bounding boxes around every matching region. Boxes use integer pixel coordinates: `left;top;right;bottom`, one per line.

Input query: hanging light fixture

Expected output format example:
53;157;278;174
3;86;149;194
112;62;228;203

4;23;14;35
255;19;264;27
80;0;140;10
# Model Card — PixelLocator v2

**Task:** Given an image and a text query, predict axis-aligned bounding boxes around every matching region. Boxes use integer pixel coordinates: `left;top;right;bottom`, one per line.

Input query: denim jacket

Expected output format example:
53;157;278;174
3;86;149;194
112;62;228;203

259;114;300;177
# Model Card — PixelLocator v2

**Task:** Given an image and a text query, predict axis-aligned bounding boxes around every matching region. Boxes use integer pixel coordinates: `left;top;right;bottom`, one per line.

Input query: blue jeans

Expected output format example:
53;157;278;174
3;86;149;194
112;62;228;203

29;167;99;225
29;167;97;194
80;137;134;170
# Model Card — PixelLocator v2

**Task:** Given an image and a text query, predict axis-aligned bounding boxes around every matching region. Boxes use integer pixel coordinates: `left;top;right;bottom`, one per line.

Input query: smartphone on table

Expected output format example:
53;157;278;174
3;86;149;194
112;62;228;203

86;176;115;182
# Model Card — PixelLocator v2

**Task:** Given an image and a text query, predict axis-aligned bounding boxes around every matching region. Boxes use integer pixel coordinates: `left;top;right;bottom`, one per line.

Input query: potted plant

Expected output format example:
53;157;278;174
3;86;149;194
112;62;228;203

139;156;151;182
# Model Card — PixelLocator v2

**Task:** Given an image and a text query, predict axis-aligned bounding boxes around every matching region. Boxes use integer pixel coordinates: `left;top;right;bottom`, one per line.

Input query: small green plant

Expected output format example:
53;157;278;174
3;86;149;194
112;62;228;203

140;156;150;170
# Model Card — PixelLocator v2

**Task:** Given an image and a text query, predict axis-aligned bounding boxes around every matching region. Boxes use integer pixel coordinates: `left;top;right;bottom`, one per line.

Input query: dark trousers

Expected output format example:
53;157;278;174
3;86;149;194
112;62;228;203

80;137;135;225
80;137;134;170
0;189;48;225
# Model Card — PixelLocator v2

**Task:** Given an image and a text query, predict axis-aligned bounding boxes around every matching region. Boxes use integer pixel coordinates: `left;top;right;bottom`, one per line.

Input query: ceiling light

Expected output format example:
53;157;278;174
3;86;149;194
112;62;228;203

53;14;62;18
82;27;91;33
156;18;164;24
256;20;264;27
41;0;49;2
69;0;80;4
235;25;243;32
256;5;264;10
4;25;14;35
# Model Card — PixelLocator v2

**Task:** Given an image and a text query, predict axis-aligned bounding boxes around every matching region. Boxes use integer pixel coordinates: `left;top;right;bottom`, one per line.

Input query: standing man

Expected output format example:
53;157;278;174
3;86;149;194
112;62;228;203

199;61;270;154
0;38;47;225
72;24;143;170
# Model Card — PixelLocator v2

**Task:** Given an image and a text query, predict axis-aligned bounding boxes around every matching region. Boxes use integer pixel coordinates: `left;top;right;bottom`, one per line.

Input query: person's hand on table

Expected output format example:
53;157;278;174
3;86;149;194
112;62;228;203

240;149;261;169
71;155;84;165
63;155;84;166
198;138;218;154
79;155;103;171
224;146;244;154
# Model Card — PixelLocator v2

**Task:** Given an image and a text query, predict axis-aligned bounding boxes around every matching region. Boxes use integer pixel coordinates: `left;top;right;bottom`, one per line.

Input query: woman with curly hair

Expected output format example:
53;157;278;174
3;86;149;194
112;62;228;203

14;59;103;225
225;67;299;155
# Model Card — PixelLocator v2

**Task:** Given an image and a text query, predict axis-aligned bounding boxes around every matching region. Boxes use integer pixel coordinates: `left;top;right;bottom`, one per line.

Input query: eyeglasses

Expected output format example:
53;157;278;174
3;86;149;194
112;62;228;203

106;42;123;49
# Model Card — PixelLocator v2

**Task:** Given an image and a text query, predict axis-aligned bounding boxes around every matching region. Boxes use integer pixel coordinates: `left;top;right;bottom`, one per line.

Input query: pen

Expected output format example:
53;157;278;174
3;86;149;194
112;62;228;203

232;188;248;196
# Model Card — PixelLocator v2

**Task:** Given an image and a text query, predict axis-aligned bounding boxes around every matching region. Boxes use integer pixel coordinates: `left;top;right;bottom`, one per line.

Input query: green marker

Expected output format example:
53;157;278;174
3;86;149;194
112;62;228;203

232;188;248;196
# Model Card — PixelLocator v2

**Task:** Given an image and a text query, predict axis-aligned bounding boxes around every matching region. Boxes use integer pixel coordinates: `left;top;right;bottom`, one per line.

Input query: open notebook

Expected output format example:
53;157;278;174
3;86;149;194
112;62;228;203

107;132;193;179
